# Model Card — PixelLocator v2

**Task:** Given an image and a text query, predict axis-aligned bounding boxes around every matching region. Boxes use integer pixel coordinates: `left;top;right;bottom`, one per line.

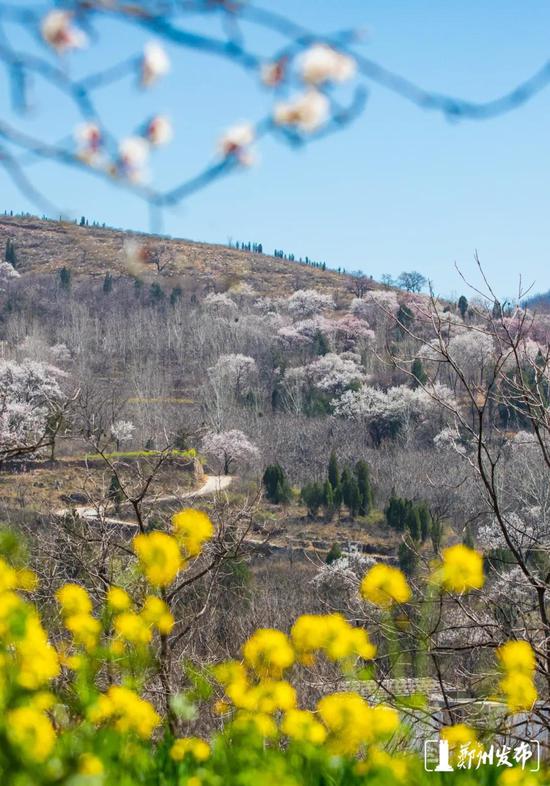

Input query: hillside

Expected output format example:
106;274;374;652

0;215;373;299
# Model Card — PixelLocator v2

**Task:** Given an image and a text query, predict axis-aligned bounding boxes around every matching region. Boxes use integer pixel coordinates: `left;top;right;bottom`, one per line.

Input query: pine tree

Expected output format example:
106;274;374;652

417;503;432;543
323;480;334;518
399;537;418;576
102;272;113;294
341;468;361;517
170;286;183;306
301;482;323;517
59;267;71;290
405;503;421;541
411;358;427;388
5;238;16;267
355;460;373;516
328;451;339;490
107;474;124;515
325;543;342;565
458;295;468;319
263;464;291;504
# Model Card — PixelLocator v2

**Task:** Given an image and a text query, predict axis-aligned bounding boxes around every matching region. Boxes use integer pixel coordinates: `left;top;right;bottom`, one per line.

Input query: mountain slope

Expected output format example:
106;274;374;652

0;215;374;299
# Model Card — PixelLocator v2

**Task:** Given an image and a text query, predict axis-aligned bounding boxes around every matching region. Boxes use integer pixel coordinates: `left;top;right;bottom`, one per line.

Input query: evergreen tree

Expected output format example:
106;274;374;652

322;480;335;518
107;474;124;515
170;286;183;306
355;460;373;516
5;238;16;267
458;295;468;319
312;330;329;356
396;303;413;335
102;272;113;294
417;503;432;543
405;503;421;541
59;267;71;290
385;495;406;531
301;482;324;517
411;358;427;388
341;468;361;517
399;537;418;576
328;451;339;490
325;543;342;565
150;282;164;302
263;464;291;504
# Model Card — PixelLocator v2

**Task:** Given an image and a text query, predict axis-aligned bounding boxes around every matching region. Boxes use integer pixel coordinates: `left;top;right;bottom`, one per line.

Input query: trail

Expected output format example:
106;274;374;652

53;474;233;527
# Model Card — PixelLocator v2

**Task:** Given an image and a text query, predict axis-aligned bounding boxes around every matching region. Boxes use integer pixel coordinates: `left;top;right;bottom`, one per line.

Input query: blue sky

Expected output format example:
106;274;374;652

1;1;549;298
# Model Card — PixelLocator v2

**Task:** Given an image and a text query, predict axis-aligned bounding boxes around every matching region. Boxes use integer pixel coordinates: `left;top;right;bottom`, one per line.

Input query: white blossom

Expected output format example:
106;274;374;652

0;359;66;456
201;429;260;474
218;123;255;163
203;292;238;316
146;115;173;146
208;354;258;398
41;11;87;53
287;289;334;318
141;41;170;87
118;137;150;181
0;261;20;282
300;44;356;85
285;353;365;396
274;90;329;133
110;420;135;447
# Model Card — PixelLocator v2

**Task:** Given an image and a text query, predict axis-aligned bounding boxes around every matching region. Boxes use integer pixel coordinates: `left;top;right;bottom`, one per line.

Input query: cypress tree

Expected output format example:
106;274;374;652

355;460;373;516
323;480;334;518
328;451;339;490
325;543;342;565
263;464;291;504
301;482;323;517
418;503;432;543
405;503;421;541
59;266;71;290
411;358;427;388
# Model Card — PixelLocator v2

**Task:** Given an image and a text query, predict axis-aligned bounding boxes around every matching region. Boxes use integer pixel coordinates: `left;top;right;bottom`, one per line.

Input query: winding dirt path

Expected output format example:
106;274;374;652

54;474;233;527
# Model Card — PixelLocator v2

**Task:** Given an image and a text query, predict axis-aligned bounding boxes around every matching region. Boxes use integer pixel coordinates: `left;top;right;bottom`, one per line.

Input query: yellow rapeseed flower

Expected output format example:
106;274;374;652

281;709;327;744
114;611;152;646
64;613;101;651
6;706;56;763
133;531;181;587
251;680;297;714
0;556;17;592
369;705;400;738
441;723;477;748
89;685;161;739
170;737;210;762
15;568;39;592
56;583;92;616
360;564;411;608
436;544;484;593
107;586;132;612
497;641;536;675
499;673;537;712
79;753;104;775
140;596;174;634
242;628;295;678
172;508;214;558
317;691;371;755
15;615;60;689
